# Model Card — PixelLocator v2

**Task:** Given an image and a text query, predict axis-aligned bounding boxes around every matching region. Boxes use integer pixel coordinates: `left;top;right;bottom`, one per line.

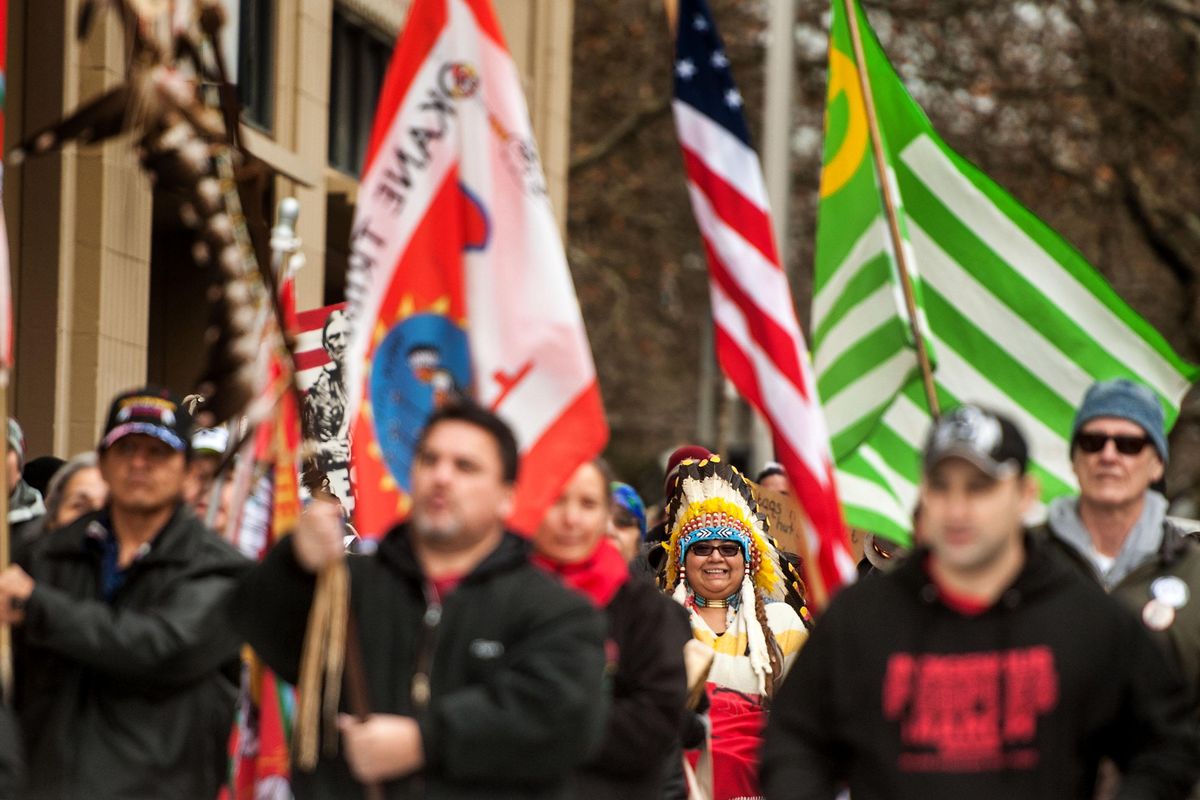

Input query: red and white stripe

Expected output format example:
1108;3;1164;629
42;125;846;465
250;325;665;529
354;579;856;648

293;303;345;392
674;99;858;601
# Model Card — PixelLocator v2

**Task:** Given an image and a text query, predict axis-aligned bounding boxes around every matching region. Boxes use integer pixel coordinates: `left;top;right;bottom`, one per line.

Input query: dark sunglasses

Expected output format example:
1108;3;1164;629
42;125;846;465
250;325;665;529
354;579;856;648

1075;432;1150;456
690;542;742;558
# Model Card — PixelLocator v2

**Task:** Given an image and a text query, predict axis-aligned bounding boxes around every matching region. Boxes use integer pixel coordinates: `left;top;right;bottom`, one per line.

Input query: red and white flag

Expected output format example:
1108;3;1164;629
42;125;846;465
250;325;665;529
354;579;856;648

344;0;607;537
672;0;857;601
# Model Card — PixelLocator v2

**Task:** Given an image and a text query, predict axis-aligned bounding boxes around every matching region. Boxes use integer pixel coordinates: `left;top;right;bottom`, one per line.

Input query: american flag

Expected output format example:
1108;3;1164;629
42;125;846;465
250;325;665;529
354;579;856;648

671;0;857;602
294;303;346;391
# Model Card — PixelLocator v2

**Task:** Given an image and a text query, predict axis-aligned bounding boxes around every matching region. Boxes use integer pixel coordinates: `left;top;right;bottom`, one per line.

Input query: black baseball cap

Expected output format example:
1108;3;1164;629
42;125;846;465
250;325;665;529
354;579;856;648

99;386;193;454
923;405;1028;479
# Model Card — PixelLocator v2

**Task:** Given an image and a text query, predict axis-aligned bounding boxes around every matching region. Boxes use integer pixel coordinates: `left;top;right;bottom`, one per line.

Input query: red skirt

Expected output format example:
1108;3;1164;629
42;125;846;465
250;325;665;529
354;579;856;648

690;684;767;800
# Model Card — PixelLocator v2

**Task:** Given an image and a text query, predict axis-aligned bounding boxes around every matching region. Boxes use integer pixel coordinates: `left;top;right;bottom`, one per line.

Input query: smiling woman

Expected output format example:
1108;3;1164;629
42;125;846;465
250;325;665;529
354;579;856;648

662;455;810;800
532;460;692;800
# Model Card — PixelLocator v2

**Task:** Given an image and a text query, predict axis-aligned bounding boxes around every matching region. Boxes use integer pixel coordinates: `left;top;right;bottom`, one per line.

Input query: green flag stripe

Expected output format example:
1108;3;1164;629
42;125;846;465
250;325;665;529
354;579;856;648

924;284;1078;436
831;401;899;462
844;505;911;546
928;141;1198;378
926;330;1077;489
813;250;893;345
815;285;904;377
908;218;1098;406
863;424;923;486
817;0;1197;545
824;348;916;443
899;155;1176;404
837;462;911;528
900;136;1196;398
818;316;910;404
813;217;888;326
814;173;891;287
858;445;918;511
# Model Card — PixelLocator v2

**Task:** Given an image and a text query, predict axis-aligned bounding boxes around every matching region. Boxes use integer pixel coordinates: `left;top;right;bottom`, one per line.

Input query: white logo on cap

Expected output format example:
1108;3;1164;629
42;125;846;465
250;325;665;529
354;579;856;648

935;407;1002;454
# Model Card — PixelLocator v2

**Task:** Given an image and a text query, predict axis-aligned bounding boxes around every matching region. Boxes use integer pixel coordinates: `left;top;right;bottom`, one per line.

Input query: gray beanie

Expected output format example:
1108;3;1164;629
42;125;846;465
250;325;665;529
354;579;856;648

1072;379;1167;462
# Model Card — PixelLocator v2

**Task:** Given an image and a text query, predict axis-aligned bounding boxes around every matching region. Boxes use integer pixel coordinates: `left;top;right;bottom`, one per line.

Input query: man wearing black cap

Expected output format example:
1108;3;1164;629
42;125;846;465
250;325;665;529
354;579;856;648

762;404;1198;800
0;386;249;799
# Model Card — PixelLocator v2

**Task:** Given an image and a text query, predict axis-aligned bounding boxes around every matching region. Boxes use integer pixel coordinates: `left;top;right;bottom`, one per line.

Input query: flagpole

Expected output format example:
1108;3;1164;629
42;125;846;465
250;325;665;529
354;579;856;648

840;0;940;418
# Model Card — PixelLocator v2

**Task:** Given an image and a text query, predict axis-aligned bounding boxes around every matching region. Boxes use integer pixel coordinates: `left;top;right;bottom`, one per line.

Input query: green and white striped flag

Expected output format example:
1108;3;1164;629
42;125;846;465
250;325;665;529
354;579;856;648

813;0;1198;546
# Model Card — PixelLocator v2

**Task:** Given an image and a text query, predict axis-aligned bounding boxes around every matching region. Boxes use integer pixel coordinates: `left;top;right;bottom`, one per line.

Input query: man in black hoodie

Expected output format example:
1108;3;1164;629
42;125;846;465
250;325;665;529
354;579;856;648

234;400;608;799
762;405;1198;800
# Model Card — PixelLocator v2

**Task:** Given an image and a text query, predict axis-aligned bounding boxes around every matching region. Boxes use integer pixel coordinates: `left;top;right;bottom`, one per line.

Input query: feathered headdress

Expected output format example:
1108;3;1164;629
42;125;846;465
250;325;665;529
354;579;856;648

663;455;797;695
663;456;785;600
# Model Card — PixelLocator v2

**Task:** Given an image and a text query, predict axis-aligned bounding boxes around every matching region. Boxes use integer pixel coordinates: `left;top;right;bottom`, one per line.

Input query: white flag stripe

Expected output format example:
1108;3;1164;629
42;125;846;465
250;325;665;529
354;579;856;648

823;348;916;438
814;285;897;375
812;217;888;326
710;283;831;486
857;445;919;514
879;393;933;451
902;135;1187;402
928;331;1077;490
912;221;1095;406
459;2;595;448
835;469;911;531
294;329;324;355
687;183;802;338
673;101;771;211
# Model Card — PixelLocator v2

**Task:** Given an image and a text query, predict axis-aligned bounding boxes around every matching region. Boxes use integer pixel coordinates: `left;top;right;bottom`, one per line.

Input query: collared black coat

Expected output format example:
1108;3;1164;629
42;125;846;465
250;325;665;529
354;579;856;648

233;526;609;800
14;505;250;800
1038;518;1200;718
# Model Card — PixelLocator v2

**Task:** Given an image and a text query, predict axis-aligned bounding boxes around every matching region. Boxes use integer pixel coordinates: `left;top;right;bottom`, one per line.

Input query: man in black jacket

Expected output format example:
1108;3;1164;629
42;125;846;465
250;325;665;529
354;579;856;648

234;400;608;799
0;385;250;799
762;405;1199;800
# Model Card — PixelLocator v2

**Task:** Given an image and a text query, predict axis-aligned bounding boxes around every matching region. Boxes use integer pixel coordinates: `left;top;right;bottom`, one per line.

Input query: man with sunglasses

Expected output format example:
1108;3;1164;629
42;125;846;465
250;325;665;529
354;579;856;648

1040;378;1200;717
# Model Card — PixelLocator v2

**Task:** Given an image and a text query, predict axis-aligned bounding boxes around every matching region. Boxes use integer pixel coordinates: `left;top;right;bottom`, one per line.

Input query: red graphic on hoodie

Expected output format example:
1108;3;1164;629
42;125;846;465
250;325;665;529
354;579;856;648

883;646;1058;772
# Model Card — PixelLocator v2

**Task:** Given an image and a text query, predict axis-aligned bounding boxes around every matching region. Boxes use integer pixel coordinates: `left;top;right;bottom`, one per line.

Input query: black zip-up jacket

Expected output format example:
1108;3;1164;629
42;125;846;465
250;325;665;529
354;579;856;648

14;505;251;800
233;526;609;800
570;574;691;800
762;534;1200;800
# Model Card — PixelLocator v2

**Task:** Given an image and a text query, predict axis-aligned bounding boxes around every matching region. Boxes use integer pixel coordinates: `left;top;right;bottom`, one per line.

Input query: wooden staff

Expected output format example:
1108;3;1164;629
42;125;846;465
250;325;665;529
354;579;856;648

840;0;939;418
193;9;378;790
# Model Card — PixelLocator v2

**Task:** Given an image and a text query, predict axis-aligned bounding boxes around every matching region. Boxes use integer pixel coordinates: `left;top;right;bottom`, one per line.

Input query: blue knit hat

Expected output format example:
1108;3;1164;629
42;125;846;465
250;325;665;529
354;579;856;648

610;482;647;541
1072;379;1167;462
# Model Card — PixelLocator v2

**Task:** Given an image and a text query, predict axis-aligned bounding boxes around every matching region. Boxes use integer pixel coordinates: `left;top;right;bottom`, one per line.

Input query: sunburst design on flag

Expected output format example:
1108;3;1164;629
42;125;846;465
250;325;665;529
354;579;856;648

357;293;469;508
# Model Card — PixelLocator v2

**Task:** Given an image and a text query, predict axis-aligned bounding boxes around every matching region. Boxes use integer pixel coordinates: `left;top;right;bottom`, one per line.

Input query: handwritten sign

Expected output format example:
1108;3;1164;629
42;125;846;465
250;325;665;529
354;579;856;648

751;482;828;609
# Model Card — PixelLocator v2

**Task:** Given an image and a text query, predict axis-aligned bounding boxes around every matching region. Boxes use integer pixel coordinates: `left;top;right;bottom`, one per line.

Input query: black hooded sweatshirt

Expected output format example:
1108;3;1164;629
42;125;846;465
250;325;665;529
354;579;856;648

762;534;1199;800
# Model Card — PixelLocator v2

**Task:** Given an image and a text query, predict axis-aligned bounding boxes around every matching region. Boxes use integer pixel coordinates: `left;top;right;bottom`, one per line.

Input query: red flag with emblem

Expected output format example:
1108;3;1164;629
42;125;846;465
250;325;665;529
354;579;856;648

344;0;607;537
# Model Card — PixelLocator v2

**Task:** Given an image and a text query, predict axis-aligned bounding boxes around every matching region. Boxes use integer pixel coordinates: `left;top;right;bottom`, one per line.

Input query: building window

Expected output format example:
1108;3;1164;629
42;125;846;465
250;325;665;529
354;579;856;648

238;0;275;131
328;9;392;176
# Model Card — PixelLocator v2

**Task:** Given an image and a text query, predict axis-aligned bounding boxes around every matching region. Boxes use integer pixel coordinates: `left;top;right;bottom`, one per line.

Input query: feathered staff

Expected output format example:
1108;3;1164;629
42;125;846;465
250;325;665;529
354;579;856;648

12;2;375;793
14;0;262;423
